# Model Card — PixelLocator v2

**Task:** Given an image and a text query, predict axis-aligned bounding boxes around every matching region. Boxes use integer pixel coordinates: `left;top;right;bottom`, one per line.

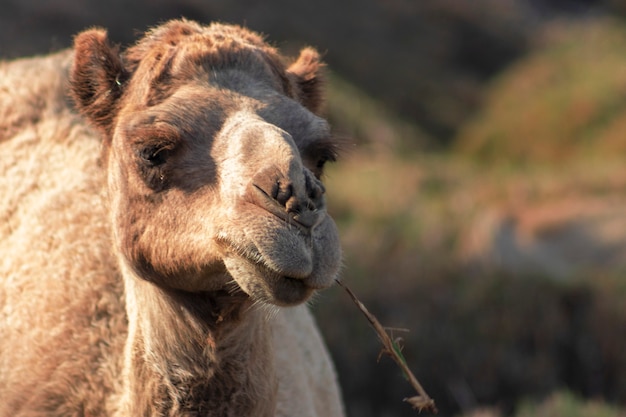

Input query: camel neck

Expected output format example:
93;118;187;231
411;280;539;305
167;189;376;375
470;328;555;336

118;272;277;416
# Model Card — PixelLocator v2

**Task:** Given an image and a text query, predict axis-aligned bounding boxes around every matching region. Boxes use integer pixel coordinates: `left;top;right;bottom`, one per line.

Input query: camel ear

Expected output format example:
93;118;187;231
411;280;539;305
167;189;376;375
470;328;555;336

70;28;129;134
287;47;325;114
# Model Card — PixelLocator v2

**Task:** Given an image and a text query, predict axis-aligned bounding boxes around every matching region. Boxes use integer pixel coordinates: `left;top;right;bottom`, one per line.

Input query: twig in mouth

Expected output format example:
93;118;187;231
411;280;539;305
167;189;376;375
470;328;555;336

335;279;438;414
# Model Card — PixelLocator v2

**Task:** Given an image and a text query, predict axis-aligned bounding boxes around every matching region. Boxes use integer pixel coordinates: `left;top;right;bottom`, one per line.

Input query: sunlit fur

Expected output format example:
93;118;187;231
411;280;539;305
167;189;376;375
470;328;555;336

0;19;344;416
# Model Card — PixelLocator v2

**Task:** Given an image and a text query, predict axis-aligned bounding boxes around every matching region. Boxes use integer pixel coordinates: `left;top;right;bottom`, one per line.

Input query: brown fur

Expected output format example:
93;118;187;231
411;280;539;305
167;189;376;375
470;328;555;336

0;19;344;416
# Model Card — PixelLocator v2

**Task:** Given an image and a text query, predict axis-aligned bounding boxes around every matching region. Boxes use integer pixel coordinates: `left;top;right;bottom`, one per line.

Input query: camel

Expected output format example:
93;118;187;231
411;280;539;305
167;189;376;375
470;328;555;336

0;19;345;416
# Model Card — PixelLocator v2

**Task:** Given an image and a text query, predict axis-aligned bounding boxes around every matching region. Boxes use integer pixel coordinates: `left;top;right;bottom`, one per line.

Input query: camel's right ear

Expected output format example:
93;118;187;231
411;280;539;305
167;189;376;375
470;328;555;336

287;47;325;115
70;28;129;135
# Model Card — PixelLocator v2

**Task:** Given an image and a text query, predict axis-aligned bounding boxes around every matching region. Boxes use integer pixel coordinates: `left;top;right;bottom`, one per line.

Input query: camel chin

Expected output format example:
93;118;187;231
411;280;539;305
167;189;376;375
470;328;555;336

222;255;315;306
219;210;341;306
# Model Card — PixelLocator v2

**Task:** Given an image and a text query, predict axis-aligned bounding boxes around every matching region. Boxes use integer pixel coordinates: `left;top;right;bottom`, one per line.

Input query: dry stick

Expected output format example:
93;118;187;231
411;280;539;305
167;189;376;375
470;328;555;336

335;279;438;414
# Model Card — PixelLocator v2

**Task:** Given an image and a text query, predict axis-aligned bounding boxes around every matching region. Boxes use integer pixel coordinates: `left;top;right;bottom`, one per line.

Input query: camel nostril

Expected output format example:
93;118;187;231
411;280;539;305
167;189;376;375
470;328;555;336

285;198;302;214
250;167;326;229
304;170;325;202
309;185;322;201
275;180;293;207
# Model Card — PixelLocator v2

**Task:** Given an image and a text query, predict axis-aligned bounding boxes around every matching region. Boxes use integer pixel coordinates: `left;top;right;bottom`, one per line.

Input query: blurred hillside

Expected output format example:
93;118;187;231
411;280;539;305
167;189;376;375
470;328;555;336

319;9;626;417
2;1;626;417
456;18;626;162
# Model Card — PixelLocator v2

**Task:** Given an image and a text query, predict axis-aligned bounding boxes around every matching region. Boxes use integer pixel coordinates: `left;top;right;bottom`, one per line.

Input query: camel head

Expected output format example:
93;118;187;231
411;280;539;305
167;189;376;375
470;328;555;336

69;20;343;306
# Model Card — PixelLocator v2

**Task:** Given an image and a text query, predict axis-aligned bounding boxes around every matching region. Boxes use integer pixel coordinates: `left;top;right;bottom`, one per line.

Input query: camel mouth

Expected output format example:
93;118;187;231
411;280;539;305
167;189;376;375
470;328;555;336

272;275;317;305
226;255;318;306
214;197;341;306
216;234;323;306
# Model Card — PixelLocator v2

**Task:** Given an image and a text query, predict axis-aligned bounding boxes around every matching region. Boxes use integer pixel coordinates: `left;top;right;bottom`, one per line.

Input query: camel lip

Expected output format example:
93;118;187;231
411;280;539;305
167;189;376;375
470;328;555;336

214;233;311;280
273;276;316;305
215;233;263;266
216;235;322;305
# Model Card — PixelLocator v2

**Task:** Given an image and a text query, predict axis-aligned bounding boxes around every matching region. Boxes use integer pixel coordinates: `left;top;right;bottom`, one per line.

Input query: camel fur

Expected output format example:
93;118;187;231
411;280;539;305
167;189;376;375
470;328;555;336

0;19;345;417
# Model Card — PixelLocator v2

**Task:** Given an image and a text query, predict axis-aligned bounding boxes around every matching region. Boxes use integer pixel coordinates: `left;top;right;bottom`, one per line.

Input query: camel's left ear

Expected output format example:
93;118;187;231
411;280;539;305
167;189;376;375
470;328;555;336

70;28;129;136
287;47;325;115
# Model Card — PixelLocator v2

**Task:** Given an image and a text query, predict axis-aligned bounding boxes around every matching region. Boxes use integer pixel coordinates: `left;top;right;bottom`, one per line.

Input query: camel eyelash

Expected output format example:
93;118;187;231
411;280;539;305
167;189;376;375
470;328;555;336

138;143;176;166
131;124;182;164
305;134;352;169
301;138;345;179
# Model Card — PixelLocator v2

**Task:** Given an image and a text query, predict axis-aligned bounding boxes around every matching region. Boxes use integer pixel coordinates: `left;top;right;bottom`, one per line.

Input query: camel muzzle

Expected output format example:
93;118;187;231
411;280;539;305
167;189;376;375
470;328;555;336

249;165;326;231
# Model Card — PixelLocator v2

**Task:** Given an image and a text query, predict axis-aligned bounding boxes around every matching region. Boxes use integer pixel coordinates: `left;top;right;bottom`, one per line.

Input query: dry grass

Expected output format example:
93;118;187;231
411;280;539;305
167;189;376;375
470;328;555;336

335;279;438;414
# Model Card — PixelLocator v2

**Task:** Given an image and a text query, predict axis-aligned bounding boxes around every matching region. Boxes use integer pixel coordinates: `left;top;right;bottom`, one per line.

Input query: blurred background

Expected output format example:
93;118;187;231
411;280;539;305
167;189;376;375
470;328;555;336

2;1;626;416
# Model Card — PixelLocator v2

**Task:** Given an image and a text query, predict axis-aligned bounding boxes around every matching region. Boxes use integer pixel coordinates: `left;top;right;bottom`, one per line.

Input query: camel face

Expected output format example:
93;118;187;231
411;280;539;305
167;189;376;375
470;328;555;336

71;20;342;306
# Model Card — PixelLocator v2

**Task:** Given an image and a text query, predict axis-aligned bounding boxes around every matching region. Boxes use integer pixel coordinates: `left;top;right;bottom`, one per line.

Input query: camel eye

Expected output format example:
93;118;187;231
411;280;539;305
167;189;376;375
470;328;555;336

312;157;329;178
132;123;181;168
139;144;173;167
313;147;339;178
302;135;344;179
